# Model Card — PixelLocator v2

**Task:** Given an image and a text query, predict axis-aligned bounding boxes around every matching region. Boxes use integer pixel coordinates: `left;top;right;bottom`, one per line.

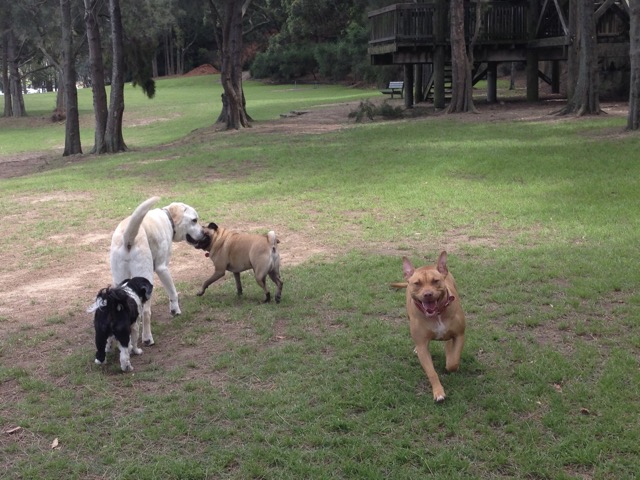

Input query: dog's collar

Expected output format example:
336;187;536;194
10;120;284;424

413;291;455;318
162;208;176;239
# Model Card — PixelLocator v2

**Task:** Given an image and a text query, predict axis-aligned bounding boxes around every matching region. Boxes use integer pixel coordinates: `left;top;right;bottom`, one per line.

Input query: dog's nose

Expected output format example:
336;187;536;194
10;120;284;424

422;291;435;300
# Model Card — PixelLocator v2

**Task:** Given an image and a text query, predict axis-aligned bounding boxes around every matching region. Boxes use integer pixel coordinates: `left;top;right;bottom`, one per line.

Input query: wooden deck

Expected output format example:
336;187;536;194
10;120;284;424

368;0;629;64
367;0;630;106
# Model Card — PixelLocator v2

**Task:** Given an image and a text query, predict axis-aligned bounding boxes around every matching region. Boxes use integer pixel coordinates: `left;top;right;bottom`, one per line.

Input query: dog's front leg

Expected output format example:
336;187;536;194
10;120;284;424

117;341;133;372
156;264;181;316
141;302;154;346
130;320;143;355
414;342;446;402
196;269;226;296
444;335;464;373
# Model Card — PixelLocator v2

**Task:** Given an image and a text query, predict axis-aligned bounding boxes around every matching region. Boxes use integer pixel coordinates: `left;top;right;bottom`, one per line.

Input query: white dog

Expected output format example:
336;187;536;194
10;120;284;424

110;196;206;346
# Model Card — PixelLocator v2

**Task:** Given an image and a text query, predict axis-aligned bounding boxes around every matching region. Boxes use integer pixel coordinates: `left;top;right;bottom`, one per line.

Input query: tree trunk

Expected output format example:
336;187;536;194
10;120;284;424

557;0;599;115
627;3;640;130
7;29;26;117
214;0;252;130
52;72;66;121
105;0;127;153
60;0;82;155
447;0;475;113
84;0;109;153
2;27;12;117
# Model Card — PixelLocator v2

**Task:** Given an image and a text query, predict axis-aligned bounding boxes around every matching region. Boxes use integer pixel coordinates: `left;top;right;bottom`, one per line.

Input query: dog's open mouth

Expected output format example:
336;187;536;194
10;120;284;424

421;300;438;316
187;233;211;251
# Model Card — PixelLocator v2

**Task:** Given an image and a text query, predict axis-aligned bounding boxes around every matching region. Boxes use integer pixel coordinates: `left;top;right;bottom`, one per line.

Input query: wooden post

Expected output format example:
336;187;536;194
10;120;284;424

487;62;498;103
415;64;424;103
404;63;414;108
526;0;539;101
433;0;446;109
551;60;560;93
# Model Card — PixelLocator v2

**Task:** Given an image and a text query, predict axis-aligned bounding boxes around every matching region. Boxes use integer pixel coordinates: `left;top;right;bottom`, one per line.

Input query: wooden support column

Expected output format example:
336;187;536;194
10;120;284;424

526;0;539;101
404;63;414;108
551;60;560;94
415;64;424;103
487;62;498;103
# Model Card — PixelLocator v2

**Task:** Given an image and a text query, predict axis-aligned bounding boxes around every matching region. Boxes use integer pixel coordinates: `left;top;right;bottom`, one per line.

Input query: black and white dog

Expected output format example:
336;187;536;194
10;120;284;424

88;277;153;372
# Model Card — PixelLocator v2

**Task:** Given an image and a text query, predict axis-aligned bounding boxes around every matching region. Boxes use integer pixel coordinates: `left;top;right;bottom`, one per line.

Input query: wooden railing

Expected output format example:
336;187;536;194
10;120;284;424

369;1;531;47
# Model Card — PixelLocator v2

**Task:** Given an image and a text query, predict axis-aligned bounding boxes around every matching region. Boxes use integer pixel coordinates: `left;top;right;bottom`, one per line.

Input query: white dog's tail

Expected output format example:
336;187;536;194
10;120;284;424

122;196;160;250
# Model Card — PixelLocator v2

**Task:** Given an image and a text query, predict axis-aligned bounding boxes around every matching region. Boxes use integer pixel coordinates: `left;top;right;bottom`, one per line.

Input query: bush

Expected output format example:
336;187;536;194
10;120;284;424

348;100;404;123
251;45;317;82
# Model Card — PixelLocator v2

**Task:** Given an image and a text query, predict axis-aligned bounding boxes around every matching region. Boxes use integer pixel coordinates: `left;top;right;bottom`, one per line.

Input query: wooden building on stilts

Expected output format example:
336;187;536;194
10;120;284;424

368;0;631;108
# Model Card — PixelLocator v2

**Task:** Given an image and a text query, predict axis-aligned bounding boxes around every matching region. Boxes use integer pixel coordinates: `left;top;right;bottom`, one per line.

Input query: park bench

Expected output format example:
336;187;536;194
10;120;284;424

380;81;404;99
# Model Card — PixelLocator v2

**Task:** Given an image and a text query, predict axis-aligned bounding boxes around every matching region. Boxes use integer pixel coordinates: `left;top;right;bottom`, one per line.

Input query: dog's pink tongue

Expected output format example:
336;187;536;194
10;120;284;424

422;300;437;314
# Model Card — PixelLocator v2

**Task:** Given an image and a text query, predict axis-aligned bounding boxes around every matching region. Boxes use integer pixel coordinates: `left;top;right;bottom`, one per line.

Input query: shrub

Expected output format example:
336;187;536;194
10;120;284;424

348;100;404;122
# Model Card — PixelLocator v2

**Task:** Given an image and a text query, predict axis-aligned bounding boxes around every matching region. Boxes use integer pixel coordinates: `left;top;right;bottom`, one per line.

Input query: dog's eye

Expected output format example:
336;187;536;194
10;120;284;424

411;280;422;287
431;279;441;285
192;218;198;224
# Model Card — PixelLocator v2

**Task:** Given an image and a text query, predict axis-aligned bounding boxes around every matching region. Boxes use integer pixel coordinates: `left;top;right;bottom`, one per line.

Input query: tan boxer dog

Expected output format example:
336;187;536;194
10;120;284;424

192;222;283;303
392;251;465;402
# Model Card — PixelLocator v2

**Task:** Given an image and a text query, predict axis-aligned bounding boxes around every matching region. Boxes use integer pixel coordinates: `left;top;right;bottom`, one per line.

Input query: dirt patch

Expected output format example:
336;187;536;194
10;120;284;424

183;64;220;76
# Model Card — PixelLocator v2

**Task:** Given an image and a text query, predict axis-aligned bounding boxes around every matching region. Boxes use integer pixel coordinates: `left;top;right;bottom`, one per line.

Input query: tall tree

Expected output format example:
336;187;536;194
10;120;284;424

105;0;127;152
557;0;600;115
628;2;640;130
60;0;82;155
83;0;109;153
5;27;27;117
209;0;252;130
447;0;475;113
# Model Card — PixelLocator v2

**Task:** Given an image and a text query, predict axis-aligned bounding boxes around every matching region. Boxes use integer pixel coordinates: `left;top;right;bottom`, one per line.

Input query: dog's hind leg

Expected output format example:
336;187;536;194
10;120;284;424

233;272;243;296
141;302;154;346
268;270;283;304
254;274;271;303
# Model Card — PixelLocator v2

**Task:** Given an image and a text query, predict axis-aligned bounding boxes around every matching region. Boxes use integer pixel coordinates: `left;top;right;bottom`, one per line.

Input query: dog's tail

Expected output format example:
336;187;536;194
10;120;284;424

87;287;130;314
389;282;408;289
121;196;160;250
267;231;280;265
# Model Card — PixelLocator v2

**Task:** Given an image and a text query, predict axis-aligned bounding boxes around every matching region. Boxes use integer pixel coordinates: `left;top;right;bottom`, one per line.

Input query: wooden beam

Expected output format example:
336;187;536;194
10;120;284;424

595;0;617;20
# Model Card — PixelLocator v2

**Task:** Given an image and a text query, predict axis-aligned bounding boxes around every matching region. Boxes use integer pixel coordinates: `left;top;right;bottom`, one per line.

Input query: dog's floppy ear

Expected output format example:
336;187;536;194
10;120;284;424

437;251;449;276
140;279;154;301
207;222;218;230
402;257;414;280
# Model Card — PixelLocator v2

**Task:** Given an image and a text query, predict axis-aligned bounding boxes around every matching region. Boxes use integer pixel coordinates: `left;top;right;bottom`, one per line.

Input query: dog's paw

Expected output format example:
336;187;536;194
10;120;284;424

120;364;134;372
132;347;143;355
94;359;104;365
143;338;155;346
433;390;446;403
196;290;205;297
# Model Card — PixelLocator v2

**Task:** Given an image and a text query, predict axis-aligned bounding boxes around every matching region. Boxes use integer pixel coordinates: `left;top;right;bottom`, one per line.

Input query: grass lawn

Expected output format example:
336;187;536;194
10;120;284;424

1;75;639;479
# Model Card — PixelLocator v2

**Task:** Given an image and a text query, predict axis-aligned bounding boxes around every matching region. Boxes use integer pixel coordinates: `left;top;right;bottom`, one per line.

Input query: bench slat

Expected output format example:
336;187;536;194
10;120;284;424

380;81;404;98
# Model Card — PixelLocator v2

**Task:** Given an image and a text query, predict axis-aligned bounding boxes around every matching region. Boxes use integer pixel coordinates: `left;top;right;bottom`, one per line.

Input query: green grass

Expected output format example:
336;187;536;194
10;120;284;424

1;75;639;479
0;75;376;154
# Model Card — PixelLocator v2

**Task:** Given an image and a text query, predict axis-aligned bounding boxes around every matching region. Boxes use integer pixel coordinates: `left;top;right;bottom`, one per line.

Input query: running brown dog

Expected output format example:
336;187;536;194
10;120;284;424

392;251;465;402
192;222;283;303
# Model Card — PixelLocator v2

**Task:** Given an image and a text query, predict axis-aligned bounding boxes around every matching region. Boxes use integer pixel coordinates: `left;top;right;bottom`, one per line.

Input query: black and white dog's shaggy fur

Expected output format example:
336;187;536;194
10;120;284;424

88;277;153;372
